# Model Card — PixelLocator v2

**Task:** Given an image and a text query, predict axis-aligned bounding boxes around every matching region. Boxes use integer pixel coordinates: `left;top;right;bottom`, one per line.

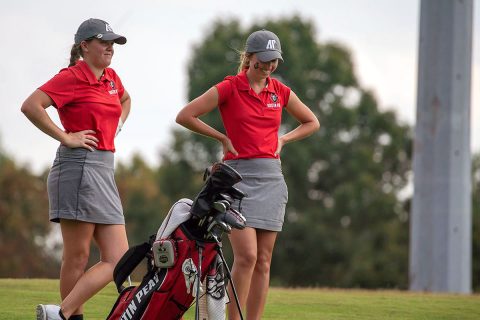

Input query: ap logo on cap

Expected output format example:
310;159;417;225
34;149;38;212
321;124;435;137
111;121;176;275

266;39;277;50
106;23;113;32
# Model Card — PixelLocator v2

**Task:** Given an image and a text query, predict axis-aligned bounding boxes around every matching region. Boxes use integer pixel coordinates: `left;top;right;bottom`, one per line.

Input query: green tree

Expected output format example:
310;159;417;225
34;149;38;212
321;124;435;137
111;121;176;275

163;15;412;288
274;90;411;288
0;150;59;277
115;154;171;244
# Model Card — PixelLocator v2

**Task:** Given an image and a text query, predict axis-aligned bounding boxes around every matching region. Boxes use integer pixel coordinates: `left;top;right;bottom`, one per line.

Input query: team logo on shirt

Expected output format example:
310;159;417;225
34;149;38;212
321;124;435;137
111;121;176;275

267;93;281;108
109;80;118;95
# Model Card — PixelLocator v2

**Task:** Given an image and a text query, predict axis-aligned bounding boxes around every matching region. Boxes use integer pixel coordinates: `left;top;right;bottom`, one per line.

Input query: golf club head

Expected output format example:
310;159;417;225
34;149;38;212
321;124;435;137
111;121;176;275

212;200;230;213
190;163;243;218
222;208;246;230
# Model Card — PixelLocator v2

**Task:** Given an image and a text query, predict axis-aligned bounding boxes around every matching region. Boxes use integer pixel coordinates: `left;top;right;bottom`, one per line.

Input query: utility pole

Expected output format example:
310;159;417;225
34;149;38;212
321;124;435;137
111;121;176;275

410;0;473;293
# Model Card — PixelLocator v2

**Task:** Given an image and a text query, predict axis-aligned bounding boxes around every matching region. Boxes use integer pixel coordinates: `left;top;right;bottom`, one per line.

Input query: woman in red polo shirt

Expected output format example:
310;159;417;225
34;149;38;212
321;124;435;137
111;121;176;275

21;19;131;320
176;29;320;320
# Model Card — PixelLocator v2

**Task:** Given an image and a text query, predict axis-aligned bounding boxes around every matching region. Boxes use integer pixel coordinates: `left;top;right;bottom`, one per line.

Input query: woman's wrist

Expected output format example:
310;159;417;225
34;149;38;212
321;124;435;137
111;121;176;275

116;118;124;137
218;134;229;144
59;132;70;145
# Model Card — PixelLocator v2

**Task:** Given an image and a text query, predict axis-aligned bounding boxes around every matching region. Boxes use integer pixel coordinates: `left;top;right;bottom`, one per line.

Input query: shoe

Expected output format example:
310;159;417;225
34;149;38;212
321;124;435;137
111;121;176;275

36;304;63;320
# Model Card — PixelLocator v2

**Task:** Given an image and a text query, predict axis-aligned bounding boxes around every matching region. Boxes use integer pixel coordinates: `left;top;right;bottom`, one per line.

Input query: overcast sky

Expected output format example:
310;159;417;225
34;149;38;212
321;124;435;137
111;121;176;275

1;0;478;174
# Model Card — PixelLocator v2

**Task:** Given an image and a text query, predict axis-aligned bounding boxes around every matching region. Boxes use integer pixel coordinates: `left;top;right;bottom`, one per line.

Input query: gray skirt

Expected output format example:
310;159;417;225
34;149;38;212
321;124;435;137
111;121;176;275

225;158;288;232
47;145;124;224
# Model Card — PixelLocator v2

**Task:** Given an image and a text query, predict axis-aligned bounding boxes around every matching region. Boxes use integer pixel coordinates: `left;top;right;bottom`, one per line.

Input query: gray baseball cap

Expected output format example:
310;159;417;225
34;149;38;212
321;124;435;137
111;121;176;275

74;18;127;45
245;30;283;62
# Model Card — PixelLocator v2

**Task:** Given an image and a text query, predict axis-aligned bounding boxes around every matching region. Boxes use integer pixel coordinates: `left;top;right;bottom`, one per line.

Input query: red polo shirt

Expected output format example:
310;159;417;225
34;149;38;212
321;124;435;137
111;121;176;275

39;60;125;152
215;71;291;160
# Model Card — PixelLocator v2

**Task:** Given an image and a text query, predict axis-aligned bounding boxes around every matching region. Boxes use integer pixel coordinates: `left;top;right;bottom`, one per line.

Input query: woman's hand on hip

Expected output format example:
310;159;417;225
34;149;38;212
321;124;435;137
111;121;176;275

63;130;99;151
222;137;238;157
275;137;285;156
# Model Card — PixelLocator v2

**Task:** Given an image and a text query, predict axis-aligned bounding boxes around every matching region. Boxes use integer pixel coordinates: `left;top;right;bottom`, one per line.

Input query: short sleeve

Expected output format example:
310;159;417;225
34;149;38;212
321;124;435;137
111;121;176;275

215;78;234;106
271;78;291;108
38;69;76;109
283;86;291;108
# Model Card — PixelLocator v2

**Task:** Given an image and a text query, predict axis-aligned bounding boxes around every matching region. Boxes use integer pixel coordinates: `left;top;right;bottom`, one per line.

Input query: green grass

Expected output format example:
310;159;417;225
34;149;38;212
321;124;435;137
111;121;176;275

1;278;479;319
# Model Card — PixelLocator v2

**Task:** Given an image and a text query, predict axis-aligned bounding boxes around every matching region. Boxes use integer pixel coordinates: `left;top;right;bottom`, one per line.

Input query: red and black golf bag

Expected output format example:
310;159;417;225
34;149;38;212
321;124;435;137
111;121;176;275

107;163;246;320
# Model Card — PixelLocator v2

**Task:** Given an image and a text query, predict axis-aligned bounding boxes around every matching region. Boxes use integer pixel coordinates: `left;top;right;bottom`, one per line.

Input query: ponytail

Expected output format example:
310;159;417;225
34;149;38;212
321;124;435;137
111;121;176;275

68;44;83;67
237;51;252;74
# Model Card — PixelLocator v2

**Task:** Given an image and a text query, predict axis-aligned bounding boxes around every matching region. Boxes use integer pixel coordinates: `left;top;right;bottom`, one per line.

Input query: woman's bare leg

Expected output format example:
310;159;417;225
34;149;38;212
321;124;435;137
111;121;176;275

59;220;95;316
60;223;128;318
246;230;277;320
227;227;257;320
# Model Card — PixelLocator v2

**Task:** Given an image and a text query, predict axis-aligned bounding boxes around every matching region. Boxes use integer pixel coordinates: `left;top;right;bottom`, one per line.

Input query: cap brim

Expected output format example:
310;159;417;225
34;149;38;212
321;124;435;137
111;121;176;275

256;50;283;63
102;33;127;45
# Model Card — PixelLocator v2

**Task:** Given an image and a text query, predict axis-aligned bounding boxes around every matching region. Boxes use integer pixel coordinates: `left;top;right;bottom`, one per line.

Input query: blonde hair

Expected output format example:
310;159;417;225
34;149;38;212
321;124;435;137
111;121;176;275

237;51;253;74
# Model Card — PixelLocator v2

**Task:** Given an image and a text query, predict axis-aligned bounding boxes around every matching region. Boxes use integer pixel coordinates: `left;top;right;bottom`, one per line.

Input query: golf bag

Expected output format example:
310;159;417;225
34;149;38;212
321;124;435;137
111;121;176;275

107;163;246;320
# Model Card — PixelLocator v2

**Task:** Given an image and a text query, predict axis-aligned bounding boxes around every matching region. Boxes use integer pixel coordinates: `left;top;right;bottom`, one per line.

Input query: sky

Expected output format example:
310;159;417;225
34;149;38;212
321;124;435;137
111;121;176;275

1;0;479;174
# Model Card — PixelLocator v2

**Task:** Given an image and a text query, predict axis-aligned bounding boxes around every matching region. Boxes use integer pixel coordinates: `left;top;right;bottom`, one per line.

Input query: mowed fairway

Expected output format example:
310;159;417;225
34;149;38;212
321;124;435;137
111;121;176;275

1;279;479;319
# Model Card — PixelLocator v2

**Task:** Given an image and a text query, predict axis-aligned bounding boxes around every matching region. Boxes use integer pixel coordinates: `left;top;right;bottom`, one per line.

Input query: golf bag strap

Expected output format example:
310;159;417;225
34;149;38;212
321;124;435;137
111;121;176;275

113;240;152;293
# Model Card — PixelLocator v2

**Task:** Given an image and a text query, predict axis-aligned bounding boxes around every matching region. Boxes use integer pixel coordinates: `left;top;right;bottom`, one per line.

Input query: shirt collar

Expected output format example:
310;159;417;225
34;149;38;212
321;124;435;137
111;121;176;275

237;70;250;91
237;70;275;93
76;60;112;84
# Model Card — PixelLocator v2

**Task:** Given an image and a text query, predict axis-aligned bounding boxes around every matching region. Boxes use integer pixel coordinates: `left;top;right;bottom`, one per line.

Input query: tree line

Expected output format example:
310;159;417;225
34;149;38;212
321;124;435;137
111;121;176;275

1;16;478;290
